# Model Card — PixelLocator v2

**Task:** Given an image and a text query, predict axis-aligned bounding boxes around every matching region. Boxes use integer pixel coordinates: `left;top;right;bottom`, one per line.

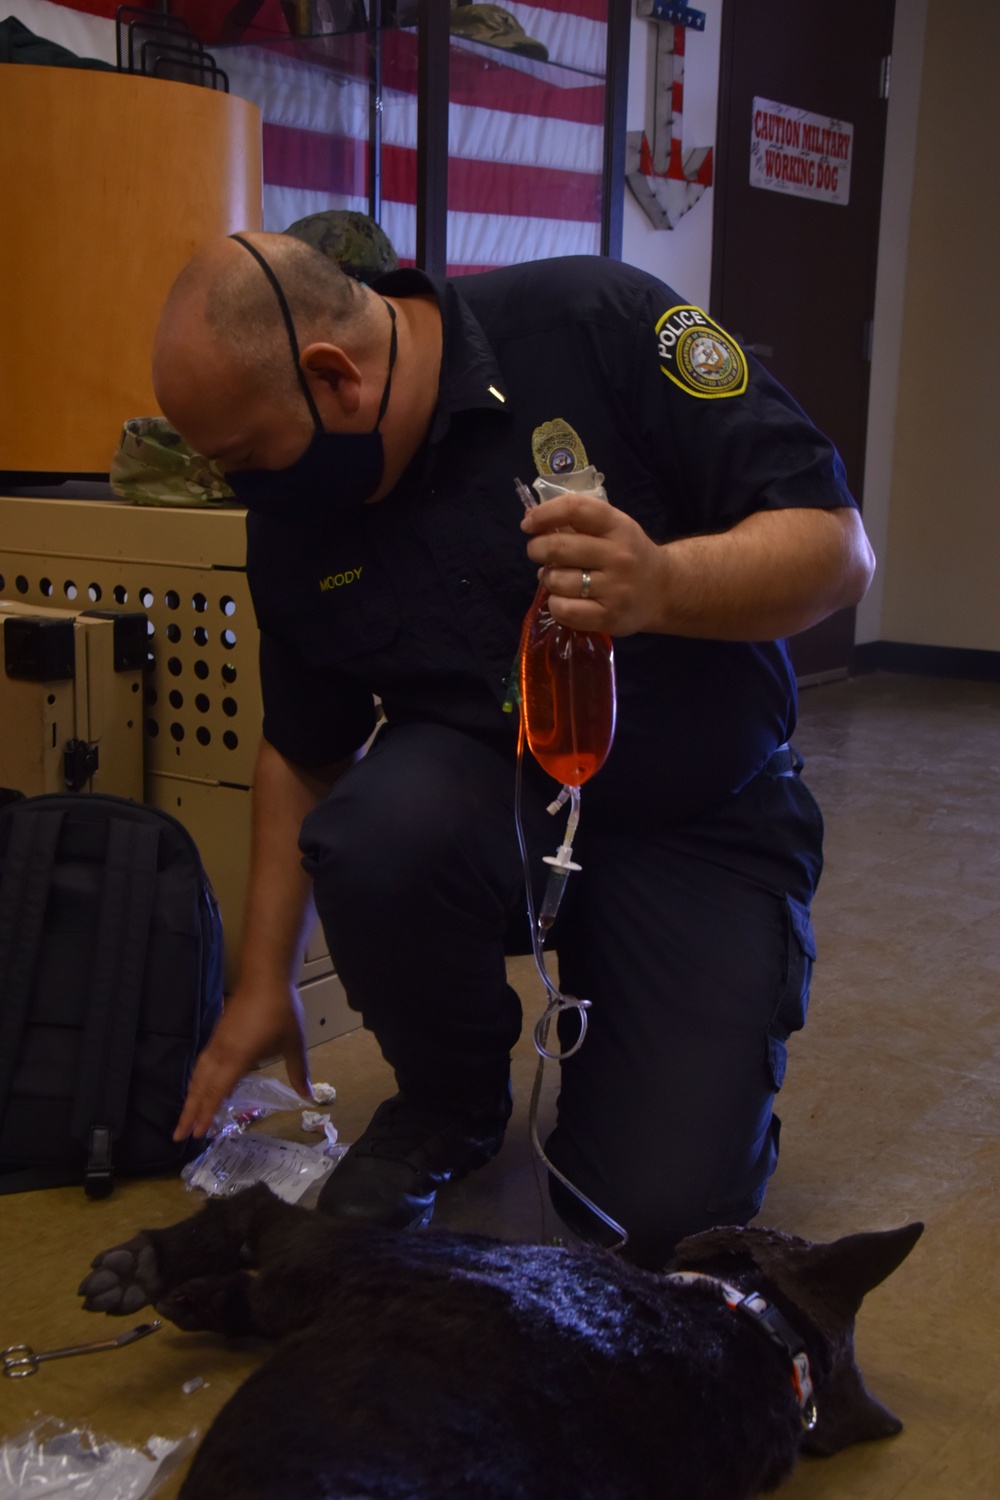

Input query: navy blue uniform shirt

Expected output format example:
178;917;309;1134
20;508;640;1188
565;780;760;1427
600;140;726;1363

246;256;855;827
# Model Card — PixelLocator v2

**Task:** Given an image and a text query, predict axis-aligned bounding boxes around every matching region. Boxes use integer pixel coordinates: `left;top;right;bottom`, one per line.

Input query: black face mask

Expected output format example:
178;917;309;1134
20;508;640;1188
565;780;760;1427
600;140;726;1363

223;235;397;526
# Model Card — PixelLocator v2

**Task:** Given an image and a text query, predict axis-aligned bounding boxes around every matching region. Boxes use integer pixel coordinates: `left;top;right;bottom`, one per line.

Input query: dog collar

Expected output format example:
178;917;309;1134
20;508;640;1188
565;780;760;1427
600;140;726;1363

665;1271;818;1431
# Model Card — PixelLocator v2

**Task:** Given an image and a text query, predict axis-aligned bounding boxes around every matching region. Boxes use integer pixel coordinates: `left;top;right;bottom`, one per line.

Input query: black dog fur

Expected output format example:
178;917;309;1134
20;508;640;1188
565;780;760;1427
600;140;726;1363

79;1186;922;1500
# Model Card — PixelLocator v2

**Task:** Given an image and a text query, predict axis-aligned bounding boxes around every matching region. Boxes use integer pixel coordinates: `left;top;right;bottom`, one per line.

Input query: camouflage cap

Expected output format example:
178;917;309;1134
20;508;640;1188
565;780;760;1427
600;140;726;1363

449;4;548;62
283;210;400;283
110;418;237;508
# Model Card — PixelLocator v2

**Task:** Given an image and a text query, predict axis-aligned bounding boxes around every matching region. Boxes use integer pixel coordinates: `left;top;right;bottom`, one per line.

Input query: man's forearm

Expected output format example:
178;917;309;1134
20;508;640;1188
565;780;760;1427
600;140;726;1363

173;735;360;1138
648;506;875;641
522;497;875;641
237;737;358;988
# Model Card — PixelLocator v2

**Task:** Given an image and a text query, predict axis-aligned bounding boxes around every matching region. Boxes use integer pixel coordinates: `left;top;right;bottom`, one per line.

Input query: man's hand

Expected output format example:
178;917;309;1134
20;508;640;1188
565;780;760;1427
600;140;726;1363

172;736;356;1144
521;494;667;635
173;982;311;1142
521;496;874;641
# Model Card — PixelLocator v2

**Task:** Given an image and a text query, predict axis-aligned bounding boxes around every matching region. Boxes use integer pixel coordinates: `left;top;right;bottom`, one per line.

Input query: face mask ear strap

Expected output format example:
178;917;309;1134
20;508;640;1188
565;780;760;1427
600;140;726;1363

230;234;325;433
373;301;397;433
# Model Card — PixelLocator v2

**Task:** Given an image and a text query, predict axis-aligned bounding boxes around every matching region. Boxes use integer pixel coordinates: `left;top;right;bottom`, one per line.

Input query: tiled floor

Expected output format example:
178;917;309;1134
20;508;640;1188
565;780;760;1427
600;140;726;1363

2;672;998;1496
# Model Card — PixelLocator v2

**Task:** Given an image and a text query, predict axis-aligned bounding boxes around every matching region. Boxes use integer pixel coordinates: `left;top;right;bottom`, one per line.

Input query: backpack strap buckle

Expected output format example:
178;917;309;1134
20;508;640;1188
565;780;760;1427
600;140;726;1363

84;1126;114;1200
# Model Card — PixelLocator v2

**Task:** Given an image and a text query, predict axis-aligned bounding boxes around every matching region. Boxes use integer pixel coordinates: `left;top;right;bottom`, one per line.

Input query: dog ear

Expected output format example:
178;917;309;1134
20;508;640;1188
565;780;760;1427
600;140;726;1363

802;1365;905;1456
800;1222;924;1312
793;1222;923;1457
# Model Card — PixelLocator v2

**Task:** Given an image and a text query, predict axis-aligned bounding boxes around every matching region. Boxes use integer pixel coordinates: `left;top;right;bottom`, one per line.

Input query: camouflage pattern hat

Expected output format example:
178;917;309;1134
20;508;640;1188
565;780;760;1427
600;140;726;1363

283;210;399;283
449;3;548;62
110;418;237;508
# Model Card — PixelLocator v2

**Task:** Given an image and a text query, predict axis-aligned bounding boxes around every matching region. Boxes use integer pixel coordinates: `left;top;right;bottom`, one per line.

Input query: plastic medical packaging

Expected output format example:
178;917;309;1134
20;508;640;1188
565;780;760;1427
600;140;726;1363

0;1417;195;1500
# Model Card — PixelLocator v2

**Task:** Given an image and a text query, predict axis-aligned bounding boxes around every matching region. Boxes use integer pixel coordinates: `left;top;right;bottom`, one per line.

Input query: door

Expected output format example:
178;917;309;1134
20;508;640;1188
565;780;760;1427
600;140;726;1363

711;0;895;679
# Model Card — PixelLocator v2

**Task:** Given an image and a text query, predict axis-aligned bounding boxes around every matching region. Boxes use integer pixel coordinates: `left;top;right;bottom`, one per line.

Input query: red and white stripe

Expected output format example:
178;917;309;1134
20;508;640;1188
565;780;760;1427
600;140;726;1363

29;0;608;276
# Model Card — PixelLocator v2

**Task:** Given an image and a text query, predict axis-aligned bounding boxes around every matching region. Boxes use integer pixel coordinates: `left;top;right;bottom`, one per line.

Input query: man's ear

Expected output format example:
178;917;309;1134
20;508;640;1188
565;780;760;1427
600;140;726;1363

299;342;363;416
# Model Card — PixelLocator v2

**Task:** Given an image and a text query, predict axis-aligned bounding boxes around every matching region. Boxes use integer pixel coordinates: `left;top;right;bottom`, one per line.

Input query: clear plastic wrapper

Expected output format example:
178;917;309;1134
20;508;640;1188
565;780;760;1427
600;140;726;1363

0;1417;195;1500
207;1075;315;1139
181;1131;345;1204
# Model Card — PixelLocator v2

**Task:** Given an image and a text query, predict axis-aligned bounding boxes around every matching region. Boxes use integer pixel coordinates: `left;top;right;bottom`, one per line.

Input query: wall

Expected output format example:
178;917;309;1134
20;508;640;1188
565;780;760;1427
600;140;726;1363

621;1;722;309
854;0;929;644
876;0;1000;650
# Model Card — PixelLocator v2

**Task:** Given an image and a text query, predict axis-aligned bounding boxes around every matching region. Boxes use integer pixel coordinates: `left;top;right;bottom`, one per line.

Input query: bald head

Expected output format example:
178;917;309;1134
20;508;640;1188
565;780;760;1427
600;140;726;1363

155;232;370;402
151;229;443;497
152;231;396;473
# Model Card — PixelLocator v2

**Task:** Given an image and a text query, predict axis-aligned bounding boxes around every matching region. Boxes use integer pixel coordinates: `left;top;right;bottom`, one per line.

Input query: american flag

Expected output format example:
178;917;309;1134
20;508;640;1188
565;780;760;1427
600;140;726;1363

31;0;610;275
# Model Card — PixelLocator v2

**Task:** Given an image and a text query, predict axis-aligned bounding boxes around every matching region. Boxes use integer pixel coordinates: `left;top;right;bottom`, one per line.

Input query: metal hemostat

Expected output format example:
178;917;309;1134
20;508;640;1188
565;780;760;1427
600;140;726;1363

2;1320;161;1378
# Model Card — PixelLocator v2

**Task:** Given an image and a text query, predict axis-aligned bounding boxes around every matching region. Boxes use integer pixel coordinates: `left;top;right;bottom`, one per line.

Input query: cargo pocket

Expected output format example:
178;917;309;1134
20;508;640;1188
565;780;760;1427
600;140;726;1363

766;894;817;1092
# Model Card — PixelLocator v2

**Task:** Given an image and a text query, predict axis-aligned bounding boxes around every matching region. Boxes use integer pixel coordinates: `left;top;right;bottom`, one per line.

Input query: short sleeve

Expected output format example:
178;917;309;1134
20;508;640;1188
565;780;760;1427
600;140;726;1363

258;628;377;768
629;287;857;536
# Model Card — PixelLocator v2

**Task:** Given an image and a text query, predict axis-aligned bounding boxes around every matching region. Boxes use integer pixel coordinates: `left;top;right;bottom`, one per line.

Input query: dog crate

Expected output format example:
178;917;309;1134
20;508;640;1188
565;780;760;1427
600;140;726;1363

1;598;145;801
0;494;357;1046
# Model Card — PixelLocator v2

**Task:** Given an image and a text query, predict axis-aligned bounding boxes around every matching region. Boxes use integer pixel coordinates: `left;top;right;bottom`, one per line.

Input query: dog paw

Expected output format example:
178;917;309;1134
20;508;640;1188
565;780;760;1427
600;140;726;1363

154;1272;256;1335
79;1234;163;1315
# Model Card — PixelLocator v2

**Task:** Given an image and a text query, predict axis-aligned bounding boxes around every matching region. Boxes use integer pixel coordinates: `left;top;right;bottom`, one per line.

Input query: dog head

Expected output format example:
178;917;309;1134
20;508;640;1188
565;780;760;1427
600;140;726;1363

669;1220;924;1457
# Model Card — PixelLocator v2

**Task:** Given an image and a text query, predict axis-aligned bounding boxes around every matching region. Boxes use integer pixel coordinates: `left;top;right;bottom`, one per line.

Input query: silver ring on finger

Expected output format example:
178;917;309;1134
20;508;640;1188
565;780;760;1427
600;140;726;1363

580;569;592;600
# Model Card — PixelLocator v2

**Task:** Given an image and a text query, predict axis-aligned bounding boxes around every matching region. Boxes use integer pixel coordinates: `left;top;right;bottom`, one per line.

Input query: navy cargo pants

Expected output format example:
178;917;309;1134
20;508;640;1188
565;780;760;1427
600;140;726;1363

299;723;823;1267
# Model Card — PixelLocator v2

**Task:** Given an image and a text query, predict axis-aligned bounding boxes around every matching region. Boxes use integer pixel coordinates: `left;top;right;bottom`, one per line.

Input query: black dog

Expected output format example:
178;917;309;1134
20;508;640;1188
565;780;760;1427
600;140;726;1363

79;1186;921;1500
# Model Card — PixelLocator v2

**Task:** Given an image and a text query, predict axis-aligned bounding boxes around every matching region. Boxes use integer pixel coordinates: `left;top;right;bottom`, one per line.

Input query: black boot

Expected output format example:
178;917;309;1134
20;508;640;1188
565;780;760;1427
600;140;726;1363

317;1087;512;1229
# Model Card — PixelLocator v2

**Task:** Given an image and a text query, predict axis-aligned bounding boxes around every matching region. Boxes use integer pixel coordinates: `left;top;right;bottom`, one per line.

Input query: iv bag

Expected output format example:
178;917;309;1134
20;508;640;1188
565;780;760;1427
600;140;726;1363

519;584;616;787
518;420;617;787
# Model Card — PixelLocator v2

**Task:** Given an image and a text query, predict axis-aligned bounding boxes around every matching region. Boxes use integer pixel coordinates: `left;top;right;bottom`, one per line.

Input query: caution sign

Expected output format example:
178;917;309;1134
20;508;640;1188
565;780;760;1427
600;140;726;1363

655;306;748;400
750;97;853;207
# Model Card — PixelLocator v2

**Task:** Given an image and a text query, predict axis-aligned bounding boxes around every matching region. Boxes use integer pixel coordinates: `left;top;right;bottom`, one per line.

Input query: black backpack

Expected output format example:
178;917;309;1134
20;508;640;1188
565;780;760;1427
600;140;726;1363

0;794;224;1197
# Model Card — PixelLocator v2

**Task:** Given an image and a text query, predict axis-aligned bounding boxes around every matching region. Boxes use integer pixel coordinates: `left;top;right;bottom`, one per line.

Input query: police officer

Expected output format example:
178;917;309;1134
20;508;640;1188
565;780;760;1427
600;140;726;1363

156;232;874;1265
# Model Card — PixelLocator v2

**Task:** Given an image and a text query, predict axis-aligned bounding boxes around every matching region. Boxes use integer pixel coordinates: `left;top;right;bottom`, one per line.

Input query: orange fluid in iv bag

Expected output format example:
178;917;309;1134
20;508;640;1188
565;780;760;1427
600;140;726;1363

519;584;616;786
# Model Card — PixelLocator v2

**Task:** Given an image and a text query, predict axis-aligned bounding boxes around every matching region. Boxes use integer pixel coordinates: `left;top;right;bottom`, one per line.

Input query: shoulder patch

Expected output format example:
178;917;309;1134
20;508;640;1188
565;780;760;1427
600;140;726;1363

655;306;748;399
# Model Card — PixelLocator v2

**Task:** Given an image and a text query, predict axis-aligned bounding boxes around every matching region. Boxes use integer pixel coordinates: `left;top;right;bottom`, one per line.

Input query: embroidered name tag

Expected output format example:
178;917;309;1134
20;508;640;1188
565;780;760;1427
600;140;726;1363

319;566;363;593
655;306;748;399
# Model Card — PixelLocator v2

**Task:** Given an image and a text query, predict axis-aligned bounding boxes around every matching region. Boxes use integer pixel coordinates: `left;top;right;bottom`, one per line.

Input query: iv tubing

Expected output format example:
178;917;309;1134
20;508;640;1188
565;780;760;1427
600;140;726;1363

514;713;628;1251
513;731;587;1058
